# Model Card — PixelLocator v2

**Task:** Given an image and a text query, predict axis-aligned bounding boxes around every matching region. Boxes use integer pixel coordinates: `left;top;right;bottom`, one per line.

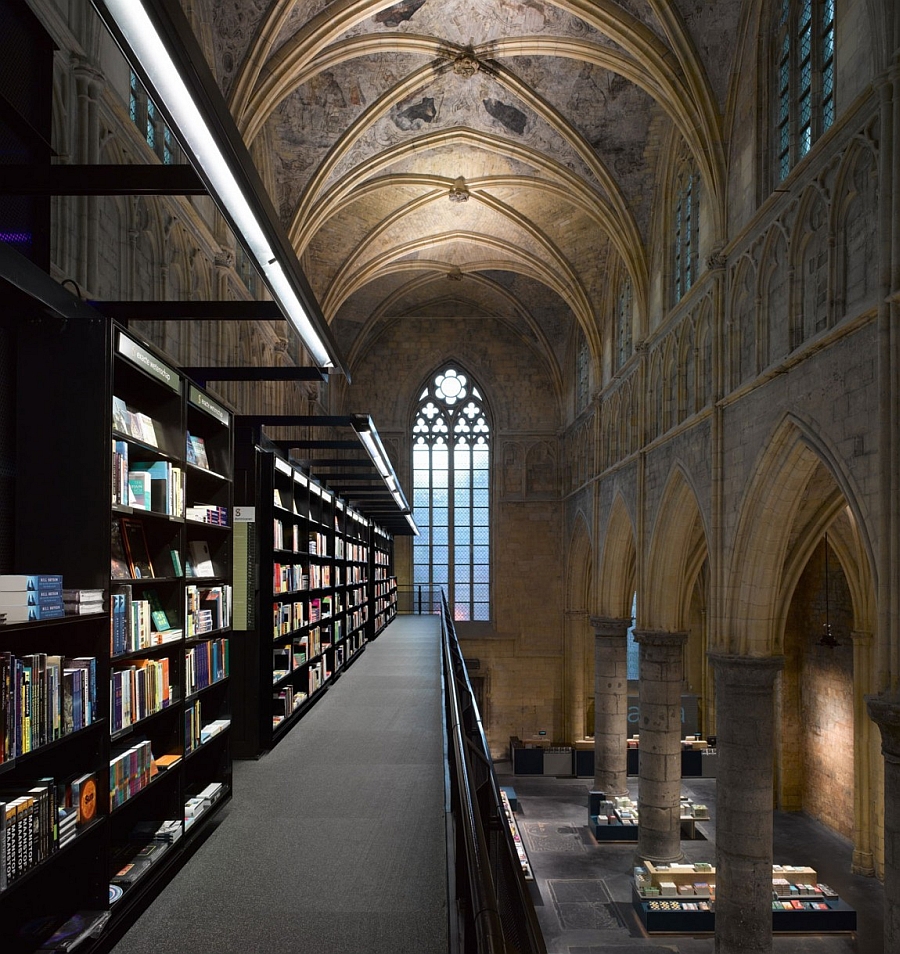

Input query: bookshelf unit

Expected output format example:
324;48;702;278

231;437;395;759
370;524;397;638
3;309;233;952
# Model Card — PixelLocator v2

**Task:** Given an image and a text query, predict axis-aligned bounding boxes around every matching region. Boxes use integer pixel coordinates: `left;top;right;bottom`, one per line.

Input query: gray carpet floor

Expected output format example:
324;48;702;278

110;615;448;954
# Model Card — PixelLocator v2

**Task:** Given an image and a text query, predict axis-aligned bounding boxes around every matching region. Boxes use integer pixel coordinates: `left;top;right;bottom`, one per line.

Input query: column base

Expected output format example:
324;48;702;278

634;847;685;866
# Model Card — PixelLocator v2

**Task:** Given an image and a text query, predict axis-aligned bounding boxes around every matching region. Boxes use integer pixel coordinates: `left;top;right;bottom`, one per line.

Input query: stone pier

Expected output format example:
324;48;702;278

591;616;632;796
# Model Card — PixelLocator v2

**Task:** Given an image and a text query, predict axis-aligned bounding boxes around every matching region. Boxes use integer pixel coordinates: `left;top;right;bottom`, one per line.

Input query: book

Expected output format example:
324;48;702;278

62;589;105;604
36;910;110;951
127;470;152;510
0;574;63;592
110;520;131;579
141;589;171;632
112;395;129;434
188;540;214;578
121;518;154;579
186;432;209;469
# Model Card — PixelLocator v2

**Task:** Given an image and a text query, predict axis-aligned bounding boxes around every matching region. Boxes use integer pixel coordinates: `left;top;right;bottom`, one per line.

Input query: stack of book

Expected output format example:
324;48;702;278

63;589;105;616
0;574;64;623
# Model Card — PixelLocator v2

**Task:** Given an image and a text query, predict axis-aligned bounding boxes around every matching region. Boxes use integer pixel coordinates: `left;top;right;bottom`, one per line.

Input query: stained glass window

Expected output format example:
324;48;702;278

413;368;490;622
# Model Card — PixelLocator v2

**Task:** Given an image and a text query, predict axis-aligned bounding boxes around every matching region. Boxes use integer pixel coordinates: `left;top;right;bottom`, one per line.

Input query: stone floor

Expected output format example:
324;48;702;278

493;768;884;954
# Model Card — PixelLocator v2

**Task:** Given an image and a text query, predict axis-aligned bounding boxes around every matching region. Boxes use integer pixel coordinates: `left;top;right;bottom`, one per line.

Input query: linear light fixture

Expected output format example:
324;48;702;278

350;414;411;514
90;0;346;375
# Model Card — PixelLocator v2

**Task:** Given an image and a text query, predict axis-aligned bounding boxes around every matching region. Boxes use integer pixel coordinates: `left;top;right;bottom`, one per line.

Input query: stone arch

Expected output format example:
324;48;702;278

695;300;712;409
644;464;709;631
729;254;757;389
724;414;876;658
677;318;696;422
792;185;830;347
759;223;790;366
597;492;638;618
649;351;663;441
834;140;880;316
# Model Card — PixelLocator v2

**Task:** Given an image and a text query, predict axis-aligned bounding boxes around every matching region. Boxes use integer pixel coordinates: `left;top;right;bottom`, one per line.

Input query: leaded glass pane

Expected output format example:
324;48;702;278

473;489;489;507
473;566;489;582
473;547;489;564
413;365;490;621
473;604;490;621
414;565;430;583
455;603;471;622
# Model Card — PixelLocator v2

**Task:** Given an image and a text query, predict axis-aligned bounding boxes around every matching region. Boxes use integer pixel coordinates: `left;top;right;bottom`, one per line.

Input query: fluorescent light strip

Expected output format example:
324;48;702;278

357;428;391;478
101;0;332;368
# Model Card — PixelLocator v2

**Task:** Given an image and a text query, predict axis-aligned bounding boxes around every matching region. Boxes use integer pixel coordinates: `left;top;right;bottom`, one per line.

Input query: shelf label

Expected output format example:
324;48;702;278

294;472;308;487
117;332;180;392
188;384;229;424
274;457;292;476
233;506;256;522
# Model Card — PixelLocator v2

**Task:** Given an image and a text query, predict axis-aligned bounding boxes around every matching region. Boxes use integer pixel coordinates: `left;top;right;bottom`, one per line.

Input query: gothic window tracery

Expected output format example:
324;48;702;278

412;367;491;622
775;0;835;182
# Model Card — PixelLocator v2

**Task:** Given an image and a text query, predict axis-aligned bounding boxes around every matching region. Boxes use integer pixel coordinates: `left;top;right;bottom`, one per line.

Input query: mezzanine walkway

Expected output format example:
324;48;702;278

110;615;448;954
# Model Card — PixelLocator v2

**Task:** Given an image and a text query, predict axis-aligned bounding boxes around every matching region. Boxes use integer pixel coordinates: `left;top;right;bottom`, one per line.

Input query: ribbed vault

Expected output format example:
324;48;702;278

198;0;742;386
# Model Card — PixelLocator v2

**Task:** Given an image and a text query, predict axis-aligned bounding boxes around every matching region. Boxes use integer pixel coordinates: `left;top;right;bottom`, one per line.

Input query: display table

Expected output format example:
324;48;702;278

500;789;533;881
589;793;708;843
574;738;717;778
632;862;857;934
509;738;574;776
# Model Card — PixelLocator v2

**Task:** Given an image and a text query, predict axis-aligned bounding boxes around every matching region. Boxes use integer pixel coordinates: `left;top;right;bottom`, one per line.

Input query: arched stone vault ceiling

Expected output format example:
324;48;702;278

201;0;739;379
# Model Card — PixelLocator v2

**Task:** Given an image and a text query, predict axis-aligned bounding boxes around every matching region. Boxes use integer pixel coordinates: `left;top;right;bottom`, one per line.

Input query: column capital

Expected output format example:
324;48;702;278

866;692;900;761
708;652;784;689
633;629;688;648
590;616;631;638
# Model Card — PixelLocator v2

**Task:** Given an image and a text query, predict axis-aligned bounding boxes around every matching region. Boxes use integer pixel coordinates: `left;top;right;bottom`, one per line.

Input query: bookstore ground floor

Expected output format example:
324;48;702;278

495;769;885;954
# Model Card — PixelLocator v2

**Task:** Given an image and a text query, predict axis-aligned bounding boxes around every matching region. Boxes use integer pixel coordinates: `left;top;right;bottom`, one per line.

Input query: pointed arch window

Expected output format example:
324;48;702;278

413;368;491;622
673;165;700;302
775;0;835;182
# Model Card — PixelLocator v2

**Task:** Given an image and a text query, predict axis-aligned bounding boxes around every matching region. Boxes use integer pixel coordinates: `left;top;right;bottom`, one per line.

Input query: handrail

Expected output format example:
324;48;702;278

440;593;547;954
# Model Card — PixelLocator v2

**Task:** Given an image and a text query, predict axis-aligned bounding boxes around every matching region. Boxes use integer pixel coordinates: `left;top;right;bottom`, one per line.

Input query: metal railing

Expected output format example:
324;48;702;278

397;584;443;615
440;592;546;954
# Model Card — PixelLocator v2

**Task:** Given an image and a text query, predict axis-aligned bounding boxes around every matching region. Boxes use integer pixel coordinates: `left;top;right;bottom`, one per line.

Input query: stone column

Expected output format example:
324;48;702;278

866;692;900;954
851;631;876;876
711;654;783;954
591;616;631;795
635;630;688;864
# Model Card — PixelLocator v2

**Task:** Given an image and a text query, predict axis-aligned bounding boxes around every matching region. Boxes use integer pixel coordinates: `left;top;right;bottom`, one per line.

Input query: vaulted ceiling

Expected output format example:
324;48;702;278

198;0;743;380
